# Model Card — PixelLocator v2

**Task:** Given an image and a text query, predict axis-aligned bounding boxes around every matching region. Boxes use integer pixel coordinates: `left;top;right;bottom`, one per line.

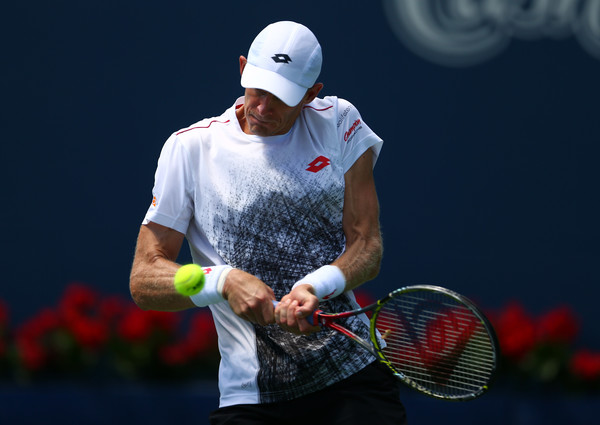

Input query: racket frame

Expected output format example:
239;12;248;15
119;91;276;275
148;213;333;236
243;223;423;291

314;284;500;401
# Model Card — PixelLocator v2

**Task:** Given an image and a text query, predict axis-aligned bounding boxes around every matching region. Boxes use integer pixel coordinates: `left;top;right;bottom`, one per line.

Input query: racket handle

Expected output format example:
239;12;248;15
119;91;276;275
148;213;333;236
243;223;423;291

271;300;318;326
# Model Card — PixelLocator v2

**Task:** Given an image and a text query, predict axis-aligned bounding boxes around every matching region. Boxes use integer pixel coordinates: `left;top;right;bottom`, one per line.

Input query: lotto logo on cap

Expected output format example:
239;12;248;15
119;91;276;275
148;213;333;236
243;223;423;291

241;21;322;107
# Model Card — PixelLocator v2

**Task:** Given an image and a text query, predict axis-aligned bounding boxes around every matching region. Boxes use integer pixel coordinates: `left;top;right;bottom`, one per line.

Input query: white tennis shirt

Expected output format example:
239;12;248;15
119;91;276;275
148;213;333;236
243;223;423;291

144;96;383;406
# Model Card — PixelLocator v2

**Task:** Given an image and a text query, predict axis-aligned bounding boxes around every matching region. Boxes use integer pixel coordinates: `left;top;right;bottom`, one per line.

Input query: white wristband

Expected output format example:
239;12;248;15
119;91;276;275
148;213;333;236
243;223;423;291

189;265;232;307
292;265;346;301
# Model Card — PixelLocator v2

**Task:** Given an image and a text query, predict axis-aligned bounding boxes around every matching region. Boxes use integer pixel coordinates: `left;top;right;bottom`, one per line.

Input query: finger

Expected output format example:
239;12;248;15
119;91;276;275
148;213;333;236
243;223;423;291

295;298;319;319
263;299;276;325
285;300;299;327
295;304;312;318
275;299;290;325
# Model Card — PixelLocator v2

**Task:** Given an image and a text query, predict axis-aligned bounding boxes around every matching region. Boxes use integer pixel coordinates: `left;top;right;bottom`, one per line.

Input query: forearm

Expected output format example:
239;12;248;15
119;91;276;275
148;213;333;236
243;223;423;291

333;231;383;291
283;233;381;333
129;256;195;312
129;223;195;312
331;148;383;292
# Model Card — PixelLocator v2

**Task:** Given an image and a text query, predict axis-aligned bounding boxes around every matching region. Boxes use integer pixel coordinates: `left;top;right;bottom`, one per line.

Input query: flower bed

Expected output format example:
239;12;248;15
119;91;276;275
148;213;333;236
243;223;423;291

487;300;600;393
0;283;219;383
1;284;599;393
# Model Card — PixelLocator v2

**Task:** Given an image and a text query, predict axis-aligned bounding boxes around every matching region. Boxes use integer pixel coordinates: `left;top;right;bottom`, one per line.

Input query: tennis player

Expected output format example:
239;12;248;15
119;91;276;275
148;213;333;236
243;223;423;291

129;21;407;424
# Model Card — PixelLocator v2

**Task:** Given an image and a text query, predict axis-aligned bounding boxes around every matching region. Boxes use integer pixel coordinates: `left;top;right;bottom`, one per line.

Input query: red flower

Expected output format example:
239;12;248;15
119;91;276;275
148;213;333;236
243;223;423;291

59;283;109;349
68;317;109;349
490;301;536;361
354;290;375;319
99;295;128;323
537;305;579;344
354;290;375;308
14;308;60;371
117;307;179;342
159;341;192;366
60;283;97;316
0;299;8;326
149;310;180;333
570;350;600;381
16;308;60;340
0;299;7;357
185;311;217;354
16;338;47;371
117;307;155;342
158;311;218;365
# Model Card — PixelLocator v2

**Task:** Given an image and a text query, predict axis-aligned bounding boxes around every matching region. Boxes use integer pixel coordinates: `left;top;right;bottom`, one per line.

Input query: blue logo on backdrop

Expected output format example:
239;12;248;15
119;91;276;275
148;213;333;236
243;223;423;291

383;0;600;67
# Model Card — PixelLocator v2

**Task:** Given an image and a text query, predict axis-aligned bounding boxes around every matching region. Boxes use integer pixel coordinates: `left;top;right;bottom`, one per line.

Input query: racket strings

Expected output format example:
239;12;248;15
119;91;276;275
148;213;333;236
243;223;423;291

375;292;496;398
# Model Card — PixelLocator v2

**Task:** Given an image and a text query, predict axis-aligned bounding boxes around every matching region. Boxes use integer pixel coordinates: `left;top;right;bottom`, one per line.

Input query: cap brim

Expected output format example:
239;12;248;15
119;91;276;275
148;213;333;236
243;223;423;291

241;62;307;107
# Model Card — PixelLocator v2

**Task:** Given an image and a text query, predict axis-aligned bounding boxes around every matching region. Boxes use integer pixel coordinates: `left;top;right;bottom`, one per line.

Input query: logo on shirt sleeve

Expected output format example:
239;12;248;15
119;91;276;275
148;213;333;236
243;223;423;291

343;119;362;143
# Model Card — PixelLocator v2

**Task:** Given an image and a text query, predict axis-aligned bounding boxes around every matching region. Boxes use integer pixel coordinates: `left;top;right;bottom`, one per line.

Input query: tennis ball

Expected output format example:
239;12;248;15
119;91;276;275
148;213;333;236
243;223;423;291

174;264;205;296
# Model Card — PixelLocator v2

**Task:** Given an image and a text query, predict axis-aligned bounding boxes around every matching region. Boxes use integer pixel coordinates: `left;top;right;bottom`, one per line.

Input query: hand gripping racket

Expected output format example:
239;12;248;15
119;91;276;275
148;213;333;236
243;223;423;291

276;285;499;401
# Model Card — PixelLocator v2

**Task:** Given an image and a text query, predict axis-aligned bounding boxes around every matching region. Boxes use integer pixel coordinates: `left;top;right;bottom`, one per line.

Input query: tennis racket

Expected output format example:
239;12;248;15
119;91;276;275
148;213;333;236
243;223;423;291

275;285;499;401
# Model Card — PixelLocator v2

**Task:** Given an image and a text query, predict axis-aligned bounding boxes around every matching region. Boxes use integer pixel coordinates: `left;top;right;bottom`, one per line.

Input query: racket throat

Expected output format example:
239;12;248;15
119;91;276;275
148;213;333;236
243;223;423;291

328;322;377;357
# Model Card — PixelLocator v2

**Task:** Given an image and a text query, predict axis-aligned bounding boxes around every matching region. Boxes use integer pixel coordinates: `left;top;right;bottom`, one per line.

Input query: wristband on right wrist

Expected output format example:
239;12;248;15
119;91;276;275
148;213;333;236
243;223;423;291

189;265;232;307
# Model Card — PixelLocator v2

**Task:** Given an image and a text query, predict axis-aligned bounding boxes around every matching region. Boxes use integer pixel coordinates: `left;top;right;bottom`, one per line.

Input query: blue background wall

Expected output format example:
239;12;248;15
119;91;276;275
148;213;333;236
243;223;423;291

4;0;598;343
1;0;599;421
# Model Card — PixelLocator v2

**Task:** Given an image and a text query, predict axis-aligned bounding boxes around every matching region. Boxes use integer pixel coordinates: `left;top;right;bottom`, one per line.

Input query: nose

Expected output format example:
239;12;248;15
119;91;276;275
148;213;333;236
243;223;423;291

256;92;274;114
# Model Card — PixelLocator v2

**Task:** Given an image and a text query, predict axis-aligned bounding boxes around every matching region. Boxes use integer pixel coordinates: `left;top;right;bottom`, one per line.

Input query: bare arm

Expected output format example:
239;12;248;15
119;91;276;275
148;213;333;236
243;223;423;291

333;149;383;289
131;221;276;323
129;221;196;311
276;149;382;333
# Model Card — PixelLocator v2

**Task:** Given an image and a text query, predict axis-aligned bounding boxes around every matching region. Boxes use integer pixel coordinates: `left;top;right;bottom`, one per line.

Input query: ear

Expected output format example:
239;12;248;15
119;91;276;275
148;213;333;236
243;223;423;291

302;83;324;105
239;56;247;76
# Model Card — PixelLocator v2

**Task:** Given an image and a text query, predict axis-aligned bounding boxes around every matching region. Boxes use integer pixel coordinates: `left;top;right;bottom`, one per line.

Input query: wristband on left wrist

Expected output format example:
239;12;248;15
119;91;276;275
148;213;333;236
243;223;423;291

292;265;346;301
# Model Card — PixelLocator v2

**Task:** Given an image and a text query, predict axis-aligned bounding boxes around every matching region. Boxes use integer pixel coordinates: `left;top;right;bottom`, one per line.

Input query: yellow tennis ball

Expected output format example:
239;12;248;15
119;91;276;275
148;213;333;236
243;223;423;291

174;264;205;296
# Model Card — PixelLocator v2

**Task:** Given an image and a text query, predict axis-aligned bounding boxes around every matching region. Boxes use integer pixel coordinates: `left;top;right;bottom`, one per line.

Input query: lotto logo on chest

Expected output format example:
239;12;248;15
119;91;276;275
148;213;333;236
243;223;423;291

306;156;331;173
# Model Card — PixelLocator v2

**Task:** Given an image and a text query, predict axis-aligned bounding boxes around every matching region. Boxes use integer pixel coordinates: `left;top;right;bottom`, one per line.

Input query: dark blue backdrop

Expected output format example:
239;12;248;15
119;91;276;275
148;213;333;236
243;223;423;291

2;0;599;348
2;1;600;423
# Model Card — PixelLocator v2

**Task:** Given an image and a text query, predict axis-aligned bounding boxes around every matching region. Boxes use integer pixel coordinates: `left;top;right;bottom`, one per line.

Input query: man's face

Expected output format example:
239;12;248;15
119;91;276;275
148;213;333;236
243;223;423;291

242;88;304;137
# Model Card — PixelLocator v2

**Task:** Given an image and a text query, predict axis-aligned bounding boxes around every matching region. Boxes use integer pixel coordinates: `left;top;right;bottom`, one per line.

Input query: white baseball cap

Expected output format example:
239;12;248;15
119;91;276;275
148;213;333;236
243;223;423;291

241;21;322;107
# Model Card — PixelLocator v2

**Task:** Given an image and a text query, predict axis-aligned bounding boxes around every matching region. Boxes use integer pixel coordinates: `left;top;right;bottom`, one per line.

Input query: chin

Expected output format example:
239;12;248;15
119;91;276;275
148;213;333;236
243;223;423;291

250;125;276;137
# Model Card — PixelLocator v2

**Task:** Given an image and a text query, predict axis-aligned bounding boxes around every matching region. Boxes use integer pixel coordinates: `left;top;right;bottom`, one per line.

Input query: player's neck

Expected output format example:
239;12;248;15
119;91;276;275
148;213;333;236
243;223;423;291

235;104;251;135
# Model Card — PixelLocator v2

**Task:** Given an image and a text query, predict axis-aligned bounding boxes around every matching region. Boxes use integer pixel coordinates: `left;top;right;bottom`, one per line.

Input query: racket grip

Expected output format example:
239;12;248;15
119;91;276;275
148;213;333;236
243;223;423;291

271;300;318;326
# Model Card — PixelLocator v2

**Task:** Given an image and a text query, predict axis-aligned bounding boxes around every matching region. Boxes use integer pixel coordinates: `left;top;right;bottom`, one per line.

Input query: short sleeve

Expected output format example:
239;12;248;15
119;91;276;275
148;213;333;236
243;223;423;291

142;134;195;234
336;98;383;173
